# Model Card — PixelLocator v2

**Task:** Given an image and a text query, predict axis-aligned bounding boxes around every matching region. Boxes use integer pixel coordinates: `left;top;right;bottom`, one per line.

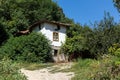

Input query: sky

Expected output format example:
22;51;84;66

55;0;120;25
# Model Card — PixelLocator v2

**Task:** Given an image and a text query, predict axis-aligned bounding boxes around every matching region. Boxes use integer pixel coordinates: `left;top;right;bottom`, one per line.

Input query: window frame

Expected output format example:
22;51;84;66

53;32;59;41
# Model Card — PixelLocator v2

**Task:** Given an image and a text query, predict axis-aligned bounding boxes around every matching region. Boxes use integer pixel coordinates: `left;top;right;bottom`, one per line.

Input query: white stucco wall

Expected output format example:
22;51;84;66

33;23;67;47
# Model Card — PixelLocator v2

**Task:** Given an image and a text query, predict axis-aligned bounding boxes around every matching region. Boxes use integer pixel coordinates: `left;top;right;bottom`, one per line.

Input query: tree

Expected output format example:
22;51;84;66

87;13;120;56
67;23;83;38
0;0;72;36
62;24;93;60
113;0;120;12
64;12;120;59
62;34;86;60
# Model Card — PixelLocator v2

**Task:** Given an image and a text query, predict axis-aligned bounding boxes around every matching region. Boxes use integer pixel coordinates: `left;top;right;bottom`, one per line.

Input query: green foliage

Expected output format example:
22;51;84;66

0;0;72;36
63;12;120;59
113;0;120;12
62;24;92;60
67;23;83;38
91;55;120;80
86;13;120;56
0;58;27;80
71;55;120;80
0;23;8;46
71;59;96;80
62;35;86;55
64;22;99;59
114;48;120;57
109;43;120;57
0;32;52;63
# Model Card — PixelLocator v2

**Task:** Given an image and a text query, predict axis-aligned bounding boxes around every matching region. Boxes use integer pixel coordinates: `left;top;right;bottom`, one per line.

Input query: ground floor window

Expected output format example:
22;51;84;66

54;49;58;56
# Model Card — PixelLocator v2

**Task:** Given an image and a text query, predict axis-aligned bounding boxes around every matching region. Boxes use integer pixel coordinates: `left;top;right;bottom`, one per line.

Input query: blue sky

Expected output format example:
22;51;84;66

56;0;120;25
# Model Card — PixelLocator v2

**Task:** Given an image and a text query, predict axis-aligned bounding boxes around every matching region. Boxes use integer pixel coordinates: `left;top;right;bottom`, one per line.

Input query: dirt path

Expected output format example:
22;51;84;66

21;63;74;80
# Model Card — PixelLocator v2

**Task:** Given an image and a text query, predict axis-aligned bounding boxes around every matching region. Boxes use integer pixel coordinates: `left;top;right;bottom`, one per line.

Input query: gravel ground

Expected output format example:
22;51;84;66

21;63;74;80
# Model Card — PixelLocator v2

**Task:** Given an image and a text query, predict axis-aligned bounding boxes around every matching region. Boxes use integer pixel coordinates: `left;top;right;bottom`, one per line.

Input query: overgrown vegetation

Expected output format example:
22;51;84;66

109;43;120;57
0;58;27;80
0;0;119;61
20;62;54;70
0;0;120;79
0;32;52;63
70;55;120;80
0;0;72;36
62;13;120;59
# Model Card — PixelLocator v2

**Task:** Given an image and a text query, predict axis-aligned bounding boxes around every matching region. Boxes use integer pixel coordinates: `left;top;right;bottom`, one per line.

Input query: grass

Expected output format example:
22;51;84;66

48;63;73;73
70;59;97;80
19;62;54;70
70;55;120;80
13;55;120;80
18;61;74;73
0;59;27;80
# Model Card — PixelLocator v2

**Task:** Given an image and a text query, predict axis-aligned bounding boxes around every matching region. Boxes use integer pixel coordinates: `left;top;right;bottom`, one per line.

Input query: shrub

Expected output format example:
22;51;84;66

0;58;27;80
114;48;120;57
90;55;120;80
61;35;88;60
92;62;120;80
71;55;120;80
109;43;120;57
0;32;52;63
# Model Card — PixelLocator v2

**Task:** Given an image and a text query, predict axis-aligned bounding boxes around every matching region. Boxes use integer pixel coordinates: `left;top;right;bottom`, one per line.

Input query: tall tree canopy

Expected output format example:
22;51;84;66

86;13;120;56
0;0;72;36
63;13;120;59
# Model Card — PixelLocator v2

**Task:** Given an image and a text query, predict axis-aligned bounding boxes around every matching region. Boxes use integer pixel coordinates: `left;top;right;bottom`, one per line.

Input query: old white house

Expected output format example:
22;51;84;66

27;20;70;62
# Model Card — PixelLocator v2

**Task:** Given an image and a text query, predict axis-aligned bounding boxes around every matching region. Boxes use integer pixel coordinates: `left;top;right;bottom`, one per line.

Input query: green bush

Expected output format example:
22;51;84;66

62;35;86;55
0;58;27;80
92;61;120;80
109;43;120;57
90;55;120;80
61;34;88;61
0;32;52;63
114;48;120;57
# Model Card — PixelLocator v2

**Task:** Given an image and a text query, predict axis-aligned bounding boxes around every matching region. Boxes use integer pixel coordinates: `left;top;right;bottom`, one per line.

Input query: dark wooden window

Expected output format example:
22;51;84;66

54;49;58;56
53;32;59;41
38;24;41;30
55;25;60;31
57;25;60;30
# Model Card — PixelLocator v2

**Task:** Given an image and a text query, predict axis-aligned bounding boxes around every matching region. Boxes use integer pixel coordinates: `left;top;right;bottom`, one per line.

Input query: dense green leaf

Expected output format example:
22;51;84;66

0;32;52;63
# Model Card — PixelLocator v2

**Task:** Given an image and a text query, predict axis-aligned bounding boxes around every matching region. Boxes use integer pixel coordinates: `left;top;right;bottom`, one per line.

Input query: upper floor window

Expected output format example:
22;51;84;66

53;32;59;41
55;25;60;31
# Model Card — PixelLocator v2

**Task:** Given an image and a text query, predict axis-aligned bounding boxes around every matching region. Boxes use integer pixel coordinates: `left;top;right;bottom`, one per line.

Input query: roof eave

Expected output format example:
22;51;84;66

29;20;71;31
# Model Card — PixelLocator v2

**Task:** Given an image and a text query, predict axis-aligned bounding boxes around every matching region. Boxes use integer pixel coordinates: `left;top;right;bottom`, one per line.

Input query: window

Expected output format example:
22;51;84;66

54;49;58;56
38;24;41;30
53;32;59;41
55;25;60;31
57;25;60;30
